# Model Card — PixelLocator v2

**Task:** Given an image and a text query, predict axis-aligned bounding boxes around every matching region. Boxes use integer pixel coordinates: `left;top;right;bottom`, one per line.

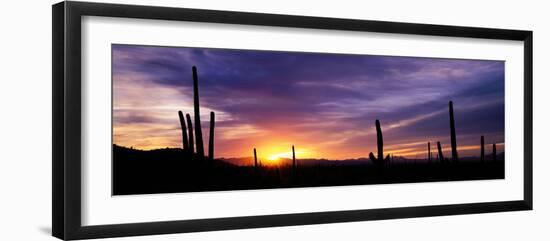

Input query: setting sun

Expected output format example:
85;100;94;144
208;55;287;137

266;149;308;162
267;152;289;161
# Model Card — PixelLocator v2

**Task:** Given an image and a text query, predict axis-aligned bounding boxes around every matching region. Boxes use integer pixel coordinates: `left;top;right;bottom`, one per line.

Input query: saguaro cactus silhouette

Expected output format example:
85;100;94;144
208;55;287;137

492;143;497;161
253;148;258;168
369;119;390;166
192;66;205;159
292;145;296;169
480;136;485;162
208;111;215;161
292;145;297;181
178;111;190;153
449;101;459;162
437;141;445;162
428;142;432;162
185;113;194;154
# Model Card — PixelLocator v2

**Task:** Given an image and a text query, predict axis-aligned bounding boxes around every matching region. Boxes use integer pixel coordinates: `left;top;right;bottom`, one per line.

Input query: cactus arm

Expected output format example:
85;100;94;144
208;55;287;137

368;152;378;164
178;110;190;153
437;141;445;162
185;113;194;154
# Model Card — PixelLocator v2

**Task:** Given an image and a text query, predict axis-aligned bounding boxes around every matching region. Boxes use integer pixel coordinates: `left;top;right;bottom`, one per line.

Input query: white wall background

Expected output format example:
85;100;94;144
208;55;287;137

0;0;547;240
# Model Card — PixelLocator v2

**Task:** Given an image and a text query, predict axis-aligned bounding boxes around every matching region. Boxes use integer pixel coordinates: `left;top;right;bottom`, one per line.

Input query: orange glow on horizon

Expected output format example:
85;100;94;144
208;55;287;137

112;138;506;161
266;149;307;161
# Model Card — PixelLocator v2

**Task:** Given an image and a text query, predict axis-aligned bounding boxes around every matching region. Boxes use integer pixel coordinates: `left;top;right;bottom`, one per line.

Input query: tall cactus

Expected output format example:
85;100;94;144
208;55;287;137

177;111;190;153
292;145;297;180
192;66;205;159
437;141;444;162
449;101;458;162
185;113;194;154
428;142;432;162
492;143;497;161
369;119;390;166
480;136;485;162
208;111;215;161
254;148;258;168
292;145;296;169
375;119;383;161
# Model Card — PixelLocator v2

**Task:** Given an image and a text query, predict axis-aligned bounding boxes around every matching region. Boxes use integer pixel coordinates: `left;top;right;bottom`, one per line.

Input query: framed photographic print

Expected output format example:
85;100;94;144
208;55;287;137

52;1;533;240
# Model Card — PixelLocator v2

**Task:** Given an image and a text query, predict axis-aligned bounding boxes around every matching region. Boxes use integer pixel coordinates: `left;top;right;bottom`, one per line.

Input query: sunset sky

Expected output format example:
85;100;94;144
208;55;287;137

112;44;505;161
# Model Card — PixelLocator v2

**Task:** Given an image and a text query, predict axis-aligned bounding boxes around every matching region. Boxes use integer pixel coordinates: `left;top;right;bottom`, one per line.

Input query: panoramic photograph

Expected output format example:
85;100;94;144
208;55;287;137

112;44;505;195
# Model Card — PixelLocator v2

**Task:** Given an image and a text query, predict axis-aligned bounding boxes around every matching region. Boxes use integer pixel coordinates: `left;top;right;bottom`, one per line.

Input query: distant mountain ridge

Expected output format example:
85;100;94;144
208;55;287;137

115;144;504;166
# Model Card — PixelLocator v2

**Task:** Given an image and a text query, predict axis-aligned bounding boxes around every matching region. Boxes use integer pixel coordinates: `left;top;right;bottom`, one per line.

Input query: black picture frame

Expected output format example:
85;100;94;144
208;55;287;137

52;1;533;240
